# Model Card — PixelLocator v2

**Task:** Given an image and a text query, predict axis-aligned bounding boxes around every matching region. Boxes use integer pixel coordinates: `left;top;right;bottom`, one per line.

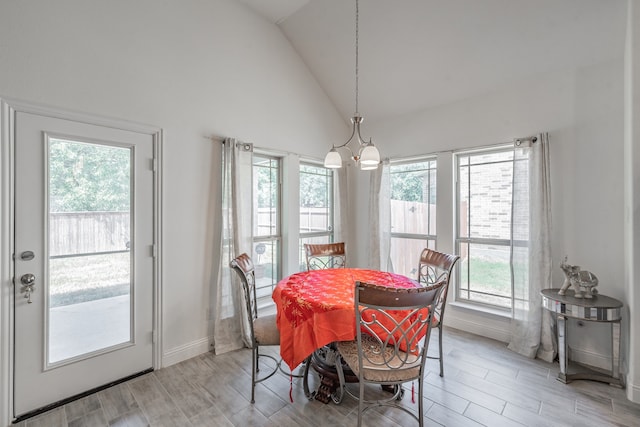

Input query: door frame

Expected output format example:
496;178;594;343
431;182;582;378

0;97;163;426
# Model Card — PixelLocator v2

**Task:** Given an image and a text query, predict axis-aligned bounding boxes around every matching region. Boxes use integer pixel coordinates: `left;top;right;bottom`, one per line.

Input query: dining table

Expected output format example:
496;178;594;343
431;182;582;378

272;268;422;402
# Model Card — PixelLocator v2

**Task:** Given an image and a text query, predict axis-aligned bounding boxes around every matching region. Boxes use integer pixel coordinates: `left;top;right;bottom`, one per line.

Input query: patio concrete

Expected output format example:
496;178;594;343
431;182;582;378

49;295;130;363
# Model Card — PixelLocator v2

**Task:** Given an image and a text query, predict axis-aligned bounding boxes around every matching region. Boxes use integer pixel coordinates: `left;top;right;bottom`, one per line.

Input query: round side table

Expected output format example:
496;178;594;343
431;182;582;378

540;288;623;386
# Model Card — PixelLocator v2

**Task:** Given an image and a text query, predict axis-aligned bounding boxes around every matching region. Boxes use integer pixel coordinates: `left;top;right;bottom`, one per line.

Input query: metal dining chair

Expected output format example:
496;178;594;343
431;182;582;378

229;253;281;403
335;281;445;427
304;242;346;270
417;248;460;377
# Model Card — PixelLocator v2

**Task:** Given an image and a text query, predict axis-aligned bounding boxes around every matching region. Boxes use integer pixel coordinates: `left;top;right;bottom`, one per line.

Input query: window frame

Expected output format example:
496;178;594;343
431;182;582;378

298;161;335;270
388;156;438;277
251;153;282;306
454;144;518;311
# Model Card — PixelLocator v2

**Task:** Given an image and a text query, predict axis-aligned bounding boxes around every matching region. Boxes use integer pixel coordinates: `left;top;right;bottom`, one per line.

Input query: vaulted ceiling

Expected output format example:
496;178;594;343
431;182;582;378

238;0;628;123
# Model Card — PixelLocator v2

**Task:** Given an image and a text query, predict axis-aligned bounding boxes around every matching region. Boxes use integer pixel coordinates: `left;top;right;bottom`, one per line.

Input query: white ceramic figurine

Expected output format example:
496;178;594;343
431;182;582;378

558;256;598;298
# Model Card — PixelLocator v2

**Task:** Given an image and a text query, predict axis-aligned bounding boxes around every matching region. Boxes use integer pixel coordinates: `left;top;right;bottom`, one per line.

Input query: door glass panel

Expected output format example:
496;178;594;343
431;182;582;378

47;137;132;365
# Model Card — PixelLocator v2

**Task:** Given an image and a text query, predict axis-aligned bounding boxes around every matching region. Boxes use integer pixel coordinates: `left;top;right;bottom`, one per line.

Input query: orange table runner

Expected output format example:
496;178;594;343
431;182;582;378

272;268;419;370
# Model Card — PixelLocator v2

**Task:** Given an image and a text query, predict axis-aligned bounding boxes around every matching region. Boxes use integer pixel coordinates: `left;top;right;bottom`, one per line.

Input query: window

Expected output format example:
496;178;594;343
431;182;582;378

455;147;519;309
252;155;281;303
389;158;437;278
298;162;334;270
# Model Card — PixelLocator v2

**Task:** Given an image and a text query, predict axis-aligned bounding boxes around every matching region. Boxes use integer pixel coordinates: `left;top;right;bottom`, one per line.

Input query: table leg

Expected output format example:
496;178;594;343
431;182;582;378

612;321;621;381
303;356;313;400
305;345;358;404
557;314;569;383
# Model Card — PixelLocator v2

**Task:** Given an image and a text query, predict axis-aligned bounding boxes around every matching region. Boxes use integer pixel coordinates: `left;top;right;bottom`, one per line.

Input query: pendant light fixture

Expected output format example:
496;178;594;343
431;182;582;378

324;0;380;170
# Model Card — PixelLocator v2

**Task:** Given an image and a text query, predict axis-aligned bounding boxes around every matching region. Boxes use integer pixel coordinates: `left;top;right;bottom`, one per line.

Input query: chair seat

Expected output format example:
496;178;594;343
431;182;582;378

337;335;421;383
254;314;280;346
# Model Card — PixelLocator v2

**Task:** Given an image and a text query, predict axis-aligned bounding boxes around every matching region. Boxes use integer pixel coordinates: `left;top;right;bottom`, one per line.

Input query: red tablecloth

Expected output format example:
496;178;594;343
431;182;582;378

272;268;420;370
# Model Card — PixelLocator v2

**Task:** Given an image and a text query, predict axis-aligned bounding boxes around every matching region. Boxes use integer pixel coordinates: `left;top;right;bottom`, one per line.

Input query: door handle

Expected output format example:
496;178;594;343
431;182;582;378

20;273;35;304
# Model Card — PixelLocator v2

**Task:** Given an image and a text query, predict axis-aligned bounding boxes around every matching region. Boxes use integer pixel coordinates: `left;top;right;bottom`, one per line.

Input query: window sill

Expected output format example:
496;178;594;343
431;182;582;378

448;301;512;319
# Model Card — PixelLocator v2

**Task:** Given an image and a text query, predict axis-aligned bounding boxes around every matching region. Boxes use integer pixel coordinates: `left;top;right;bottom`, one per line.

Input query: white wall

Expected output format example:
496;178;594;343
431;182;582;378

624;0;640;403
356;59;627;374
1;0;637;408
0;0;346;365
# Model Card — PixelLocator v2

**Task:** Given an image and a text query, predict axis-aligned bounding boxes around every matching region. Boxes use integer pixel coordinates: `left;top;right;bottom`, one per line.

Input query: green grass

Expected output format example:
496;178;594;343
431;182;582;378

458;258;528;308
49;252;130;307
460;258;512;296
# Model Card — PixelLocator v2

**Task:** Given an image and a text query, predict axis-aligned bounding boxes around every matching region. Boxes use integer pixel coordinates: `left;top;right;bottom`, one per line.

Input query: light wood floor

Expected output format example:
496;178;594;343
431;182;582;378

15;328;640;427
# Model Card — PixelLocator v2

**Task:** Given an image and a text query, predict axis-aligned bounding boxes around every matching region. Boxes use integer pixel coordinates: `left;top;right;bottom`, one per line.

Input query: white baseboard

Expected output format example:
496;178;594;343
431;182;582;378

160;321;629;403
445;314;511;343
626;378;640;403
161;336;212;368
568;347;614;372
445;308;618;376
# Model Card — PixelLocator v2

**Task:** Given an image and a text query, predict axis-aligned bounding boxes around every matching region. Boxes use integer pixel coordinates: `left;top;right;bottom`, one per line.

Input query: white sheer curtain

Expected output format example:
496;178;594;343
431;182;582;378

369;161;391;270
213;138;253;354
333;166;349;246
508;133;555;361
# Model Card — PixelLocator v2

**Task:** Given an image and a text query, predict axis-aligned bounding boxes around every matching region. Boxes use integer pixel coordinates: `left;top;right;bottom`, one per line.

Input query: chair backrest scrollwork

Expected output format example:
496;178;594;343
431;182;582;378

354;281;445;373
304;242;346;271
417;248;460;324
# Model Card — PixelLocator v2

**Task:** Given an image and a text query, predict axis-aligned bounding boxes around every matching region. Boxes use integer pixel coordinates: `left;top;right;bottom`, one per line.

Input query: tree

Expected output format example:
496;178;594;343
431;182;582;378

254;160;278;209
299;164;330;208
49;139;131;212
390;162;436;203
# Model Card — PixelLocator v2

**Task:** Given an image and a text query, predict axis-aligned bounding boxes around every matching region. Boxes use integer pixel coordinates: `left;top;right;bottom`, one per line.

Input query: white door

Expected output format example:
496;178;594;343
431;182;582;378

13;111;155;418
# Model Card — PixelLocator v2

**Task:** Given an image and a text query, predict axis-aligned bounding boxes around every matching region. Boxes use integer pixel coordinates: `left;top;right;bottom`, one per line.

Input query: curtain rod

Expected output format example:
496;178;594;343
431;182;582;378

514;135;538;146
441;134;540;155
205;134;307;159
207;134;539;159
205;134;225;143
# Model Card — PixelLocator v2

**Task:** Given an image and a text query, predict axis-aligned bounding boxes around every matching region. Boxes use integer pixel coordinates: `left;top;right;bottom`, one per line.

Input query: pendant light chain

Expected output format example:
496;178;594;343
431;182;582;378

323;0;380;170
355;0;359;114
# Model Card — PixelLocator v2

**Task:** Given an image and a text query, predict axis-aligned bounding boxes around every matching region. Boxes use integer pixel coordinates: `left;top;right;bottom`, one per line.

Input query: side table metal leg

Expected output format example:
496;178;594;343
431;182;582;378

612;321;621;381
557;315;569;383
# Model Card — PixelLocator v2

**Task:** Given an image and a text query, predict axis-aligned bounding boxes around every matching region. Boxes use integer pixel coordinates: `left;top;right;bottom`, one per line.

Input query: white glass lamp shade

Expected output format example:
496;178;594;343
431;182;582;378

360;162;378;170
359;144;380;166
324;148;342;168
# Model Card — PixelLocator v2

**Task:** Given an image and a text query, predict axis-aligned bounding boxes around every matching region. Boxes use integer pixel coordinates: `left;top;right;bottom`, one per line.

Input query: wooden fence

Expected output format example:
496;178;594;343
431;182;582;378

389;200;436;276
258;201;437;275
49;212;130;257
